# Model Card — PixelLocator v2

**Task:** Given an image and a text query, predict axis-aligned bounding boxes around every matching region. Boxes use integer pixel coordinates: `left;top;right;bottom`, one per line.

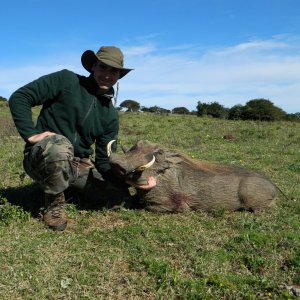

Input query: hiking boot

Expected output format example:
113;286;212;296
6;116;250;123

44;192;67;231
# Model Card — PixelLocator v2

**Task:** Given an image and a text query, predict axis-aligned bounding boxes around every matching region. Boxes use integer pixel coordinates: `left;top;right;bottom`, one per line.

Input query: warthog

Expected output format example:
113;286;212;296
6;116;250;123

108;140;276;213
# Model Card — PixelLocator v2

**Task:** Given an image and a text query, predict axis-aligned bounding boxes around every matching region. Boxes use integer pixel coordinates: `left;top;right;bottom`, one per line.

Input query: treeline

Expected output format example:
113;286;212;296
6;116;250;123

118;99;299;122
1;95;298;122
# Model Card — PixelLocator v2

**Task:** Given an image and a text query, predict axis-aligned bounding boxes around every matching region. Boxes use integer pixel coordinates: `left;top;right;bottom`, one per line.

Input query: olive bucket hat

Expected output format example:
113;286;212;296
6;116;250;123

81;46;133;78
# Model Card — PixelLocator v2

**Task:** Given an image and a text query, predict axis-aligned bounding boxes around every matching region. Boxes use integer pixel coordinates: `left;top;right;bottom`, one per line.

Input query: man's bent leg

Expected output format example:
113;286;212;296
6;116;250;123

23;134;76;230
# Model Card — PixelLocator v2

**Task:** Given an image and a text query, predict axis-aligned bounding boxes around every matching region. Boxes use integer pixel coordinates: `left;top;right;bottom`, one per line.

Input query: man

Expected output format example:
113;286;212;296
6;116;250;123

9;46;155;231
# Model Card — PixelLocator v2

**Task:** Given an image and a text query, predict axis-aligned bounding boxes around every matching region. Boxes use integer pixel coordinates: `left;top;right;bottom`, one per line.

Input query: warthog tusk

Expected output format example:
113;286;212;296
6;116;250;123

135;155;156;172
107;140;116;157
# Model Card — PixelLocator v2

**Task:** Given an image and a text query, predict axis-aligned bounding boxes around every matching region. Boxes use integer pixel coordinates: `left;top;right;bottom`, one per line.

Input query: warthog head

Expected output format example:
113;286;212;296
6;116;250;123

108;140;159;188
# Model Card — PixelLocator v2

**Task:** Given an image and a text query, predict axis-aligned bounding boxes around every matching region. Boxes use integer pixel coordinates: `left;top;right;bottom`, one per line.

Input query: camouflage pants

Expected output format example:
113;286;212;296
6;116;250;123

23;134;130;207
23;134;96;195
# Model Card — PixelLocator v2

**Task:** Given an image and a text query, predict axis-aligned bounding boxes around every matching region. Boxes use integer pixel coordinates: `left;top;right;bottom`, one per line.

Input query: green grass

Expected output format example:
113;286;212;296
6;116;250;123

0;107;300;299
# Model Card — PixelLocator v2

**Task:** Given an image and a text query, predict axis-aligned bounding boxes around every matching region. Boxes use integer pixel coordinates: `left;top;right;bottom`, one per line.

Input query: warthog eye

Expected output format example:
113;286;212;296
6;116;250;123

128;169;139;176
127;171;142;180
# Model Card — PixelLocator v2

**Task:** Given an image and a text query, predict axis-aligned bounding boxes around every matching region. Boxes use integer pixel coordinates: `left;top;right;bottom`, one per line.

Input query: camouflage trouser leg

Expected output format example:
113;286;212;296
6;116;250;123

23;134;79;195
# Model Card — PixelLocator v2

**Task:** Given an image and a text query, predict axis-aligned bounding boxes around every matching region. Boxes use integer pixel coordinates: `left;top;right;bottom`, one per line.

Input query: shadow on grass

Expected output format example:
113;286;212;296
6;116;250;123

0;183;138;218
0;183;43;217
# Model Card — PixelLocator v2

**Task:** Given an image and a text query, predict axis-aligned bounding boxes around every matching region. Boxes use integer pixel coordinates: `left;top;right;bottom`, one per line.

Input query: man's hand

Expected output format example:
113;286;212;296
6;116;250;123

27;131;56;144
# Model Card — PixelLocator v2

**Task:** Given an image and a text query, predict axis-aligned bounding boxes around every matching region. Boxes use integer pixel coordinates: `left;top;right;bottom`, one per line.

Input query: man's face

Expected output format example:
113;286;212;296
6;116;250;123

92;61;120;93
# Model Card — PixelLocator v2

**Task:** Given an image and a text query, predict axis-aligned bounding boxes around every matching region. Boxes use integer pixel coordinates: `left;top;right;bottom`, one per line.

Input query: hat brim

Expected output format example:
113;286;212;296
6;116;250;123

81;50;133;79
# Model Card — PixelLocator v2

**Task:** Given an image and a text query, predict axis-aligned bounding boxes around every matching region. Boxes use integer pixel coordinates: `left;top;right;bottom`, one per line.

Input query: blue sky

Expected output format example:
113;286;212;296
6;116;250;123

0;0;299;113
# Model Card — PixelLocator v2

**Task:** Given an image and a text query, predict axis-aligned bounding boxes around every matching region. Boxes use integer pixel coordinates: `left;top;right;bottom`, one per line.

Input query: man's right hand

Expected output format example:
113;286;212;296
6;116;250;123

27;131;56;144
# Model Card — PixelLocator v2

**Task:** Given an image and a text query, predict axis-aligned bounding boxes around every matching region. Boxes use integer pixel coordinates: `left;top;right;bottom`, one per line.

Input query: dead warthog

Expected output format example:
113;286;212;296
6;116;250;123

108;140;276;213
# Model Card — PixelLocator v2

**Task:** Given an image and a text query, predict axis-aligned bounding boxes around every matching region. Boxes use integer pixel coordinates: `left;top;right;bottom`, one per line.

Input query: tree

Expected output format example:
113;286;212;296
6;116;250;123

119;100;140;112
172;107;190;114
240;99;286;121
197;101;228;119
228;104;244;120
147;106;171;114
141;106;150;112
0;96;8;107
285;112;300;122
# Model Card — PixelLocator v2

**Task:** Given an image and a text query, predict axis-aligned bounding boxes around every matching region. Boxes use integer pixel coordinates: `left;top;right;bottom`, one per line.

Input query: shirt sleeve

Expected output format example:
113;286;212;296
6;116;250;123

8;70;69;141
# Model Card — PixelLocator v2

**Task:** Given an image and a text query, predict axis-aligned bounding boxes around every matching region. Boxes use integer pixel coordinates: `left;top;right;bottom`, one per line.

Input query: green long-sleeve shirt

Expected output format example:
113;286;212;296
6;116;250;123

9;69;119;173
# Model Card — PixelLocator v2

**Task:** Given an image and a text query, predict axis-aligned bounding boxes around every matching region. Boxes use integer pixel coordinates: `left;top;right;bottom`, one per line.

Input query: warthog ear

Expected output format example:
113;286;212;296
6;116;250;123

121;145;129;153
166;156;183;164
165;151;183;164
151;148;182;173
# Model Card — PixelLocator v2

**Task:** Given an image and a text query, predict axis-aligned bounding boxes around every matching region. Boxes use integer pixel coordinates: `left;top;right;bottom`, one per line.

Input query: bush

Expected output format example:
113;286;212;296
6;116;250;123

240;99;286;121
172;107;190;114
143;106;171;114
0;96;8;102
285;112;300;122
228;104;244;120
0;198;31;225
197;101;229;119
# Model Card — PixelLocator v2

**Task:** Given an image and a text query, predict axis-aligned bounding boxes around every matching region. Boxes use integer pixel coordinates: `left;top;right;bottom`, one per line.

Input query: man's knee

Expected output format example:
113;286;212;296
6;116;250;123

42;134;74;163
23;134;75;192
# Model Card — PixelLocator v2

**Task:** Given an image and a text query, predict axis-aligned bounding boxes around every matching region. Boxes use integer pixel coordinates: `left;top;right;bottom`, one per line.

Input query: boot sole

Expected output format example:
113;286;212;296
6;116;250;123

47;222;67;231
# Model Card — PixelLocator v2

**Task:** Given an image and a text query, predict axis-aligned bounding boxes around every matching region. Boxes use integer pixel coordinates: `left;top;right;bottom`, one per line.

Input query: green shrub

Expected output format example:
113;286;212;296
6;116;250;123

0;198;31;225
241;99;286;121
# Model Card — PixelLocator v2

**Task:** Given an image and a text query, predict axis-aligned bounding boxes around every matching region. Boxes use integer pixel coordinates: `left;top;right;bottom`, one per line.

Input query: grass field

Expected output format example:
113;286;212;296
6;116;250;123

0;106;299;299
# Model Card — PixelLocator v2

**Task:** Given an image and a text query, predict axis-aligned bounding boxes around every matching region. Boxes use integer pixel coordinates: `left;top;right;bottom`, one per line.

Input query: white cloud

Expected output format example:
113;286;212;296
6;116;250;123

1;36;299;113
123;44;156;56
210;39;289;56
119;36;300;113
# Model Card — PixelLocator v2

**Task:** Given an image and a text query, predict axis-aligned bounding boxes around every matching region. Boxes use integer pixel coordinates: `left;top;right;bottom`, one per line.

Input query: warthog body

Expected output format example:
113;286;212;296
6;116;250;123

109;140;276;213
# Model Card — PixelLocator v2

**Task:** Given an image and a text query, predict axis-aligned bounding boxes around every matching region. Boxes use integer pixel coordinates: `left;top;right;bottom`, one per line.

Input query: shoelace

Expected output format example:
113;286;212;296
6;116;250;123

50;203;65;219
